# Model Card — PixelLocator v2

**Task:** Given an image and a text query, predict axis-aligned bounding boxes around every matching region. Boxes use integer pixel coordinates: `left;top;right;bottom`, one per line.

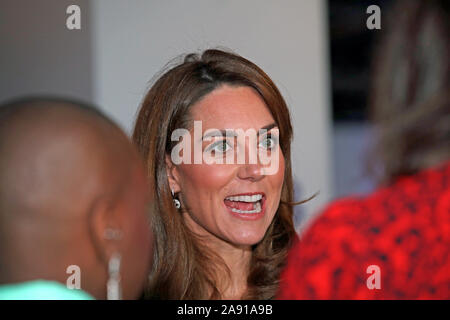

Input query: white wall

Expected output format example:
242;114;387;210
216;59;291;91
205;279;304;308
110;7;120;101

91;0;333;229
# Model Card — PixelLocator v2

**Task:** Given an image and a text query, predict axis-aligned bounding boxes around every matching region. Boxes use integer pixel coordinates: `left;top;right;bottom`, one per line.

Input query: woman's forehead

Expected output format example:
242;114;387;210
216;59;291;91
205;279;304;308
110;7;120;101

189;85;275;131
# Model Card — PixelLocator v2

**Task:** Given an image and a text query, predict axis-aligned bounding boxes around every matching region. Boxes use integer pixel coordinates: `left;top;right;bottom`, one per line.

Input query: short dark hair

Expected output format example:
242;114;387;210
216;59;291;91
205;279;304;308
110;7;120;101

0;96;112;125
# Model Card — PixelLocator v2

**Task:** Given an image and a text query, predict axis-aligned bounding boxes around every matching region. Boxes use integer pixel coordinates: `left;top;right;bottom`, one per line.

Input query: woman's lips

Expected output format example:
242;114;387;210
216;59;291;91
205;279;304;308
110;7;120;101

223;192;266;220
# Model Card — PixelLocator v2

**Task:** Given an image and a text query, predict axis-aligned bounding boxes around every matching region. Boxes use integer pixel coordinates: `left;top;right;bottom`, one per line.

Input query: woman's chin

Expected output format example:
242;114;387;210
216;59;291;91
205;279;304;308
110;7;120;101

228;231;266;247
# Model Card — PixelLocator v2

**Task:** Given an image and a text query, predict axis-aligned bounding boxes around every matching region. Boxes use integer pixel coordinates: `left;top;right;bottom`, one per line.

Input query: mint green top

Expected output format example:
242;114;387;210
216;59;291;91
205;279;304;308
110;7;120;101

0;280;94;300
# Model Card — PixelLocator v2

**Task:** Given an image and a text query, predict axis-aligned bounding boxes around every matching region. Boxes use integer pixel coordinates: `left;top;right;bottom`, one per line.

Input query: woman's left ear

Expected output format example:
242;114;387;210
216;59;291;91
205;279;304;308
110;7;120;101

165;154;181;193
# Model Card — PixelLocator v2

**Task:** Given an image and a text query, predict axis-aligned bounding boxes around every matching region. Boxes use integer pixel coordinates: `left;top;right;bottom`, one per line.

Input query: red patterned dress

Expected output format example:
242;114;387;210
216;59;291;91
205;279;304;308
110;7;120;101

279;162;450;299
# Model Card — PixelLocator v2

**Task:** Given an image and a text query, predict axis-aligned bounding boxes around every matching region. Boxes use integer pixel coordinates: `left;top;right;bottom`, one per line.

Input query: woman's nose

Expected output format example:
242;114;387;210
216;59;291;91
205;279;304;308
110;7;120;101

237;163;265;182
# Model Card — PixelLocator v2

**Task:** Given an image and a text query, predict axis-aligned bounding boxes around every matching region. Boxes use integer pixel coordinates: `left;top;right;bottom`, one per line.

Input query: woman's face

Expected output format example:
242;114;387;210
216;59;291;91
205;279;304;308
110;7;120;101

167;85;285;246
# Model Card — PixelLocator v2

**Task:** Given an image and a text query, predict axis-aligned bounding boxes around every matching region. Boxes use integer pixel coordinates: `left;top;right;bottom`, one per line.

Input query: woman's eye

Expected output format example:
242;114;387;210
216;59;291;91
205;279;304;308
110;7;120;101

207;140;232;153
259;135;278;150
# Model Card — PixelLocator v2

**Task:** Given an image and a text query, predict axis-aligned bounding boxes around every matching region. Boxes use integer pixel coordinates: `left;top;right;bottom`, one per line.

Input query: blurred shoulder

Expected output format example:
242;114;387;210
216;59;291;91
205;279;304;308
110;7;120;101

304;160;450;239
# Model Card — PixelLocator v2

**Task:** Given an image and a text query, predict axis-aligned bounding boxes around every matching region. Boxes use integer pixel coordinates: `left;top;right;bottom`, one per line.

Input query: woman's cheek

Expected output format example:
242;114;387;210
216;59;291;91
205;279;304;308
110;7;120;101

180;162;234;189
272;152;285;186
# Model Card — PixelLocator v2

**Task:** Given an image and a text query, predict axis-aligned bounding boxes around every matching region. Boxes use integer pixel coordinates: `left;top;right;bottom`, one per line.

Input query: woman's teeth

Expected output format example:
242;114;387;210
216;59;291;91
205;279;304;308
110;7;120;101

224;194;263;214
225;194;263;202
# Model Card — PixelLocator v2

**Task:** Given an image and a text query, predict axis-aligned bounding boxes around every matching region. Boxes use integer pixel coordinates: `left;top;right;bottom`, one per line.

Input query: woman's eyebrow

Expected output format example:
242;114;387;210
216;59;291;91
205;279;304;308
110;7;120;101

259;123;278;132
201;123;278;141
202;129;237;140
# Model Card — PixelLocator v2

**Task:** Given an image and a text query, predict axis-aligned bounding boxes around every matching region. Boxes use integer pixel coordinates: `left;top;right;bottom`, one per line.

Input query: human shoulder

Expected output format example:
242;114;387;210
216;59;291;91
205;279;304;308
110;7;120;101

0;280;94;300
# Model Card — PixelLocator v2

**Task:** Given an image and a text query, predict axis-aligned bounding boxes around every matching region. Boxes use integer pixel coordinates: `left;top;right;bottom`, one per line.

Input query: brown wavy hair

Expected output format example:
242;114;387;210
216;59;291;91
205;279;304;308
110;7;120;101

369;0;450;183
133;49;298;299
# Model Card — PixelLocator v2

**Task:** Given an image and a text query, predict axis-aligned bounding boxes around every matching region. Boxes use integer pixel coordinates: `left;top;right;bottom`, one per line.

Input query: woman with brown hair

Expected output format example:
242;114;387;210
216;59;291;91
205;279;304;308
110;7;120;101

133;49;301;299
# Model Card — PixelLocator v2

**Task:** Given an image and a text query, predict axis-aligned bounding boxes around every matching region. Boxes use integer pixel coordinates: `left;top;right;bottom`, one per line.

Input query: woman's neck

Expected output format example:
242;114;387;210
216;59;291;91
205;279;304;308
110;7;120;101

183;214;252;299
209;240;252;299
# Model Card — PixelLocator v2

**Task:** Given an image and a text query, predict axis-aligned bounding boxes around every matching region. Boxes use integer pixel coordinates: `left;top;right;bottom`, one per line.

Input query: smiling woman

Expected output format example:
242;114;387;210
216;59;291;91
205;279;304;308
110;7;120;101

133;49;302;299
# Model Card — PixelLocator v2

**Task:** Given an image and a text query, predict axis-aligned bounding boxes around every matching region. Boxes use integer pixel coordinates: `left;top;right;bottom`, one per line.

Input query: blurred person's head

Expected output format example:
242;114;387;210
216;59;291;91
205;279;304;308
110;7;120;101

0;97;153;299
133;49;299;299
370;0;449;183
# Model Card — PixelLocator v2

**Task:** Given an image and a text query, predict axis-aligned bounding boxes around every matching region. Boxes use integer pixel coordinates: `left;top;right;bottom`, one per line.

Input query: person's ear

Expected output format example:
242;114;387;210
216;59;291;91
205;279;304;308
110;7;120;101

165;154;181;193
89;197;123;267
